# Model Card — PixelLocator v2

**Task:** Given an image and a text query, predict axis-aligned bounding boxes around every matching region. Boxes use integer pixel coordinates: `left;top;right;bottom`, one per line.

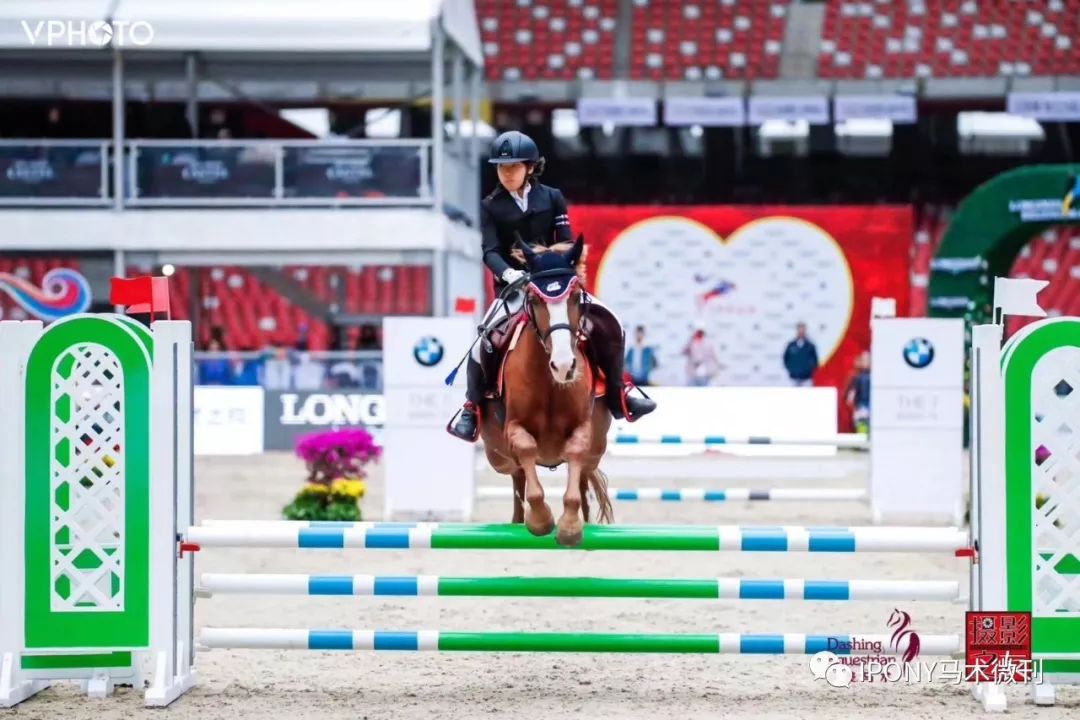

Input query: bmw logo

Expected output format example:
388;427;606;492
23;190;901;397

903;338;935;369
413;336;444;367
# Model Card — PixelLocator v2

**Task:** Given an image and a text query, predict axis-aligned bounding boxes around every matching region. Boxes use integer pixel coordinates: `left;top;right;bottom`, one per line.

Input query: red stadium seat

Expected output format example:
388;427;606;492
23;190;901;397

630;0;790;80
475;0;618;80
820;0;1080;79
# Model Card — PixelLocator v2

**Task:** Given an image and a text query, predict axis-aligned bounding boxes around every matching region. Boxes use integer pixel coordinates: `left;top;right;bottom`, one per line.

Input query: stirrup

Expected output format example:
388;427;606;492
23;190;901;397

619;373;653;422
445;403;481;443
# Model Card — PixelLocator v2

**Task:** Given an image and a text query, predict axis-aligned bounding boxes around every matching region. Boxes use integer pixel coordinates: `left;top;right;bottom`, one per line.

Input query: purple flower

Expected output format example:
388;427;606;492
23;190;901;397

295;428;381;485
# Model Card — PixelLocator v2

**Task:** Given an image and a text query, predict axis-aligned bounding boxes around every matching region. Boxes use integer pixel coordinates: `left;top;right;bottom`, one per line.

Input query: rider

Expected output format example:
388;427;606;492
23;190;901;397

447;130;657;441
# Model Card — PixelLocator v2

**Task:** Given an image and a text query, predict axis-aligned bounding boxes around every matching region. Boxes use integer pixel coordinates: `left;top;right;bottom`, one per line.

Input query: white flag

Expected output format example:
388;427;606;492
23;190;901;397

994;277;1049;318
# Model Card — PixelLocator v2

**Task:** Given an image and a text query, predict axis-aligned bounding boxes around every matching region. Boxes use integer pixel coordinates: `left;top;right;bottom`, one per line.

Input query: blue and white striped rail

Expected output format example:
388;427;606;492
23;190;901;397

613;433;869;449
199;573;961;602
476;487;868;502
185;522;968;553
199;628;962;656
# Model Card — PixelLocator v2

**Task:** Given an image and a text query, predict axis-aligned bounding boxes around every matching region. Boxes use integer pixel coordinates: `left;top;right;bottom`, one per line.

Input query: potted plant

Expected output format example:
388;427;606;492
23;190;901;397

283;428;381;521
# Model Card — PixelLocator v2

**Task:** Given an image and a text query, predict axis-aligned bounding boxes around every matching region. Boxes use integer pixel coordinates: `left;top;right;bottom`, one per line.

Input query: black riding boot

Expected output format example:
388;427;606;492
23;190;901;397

587;307;657;422
447;357;485;442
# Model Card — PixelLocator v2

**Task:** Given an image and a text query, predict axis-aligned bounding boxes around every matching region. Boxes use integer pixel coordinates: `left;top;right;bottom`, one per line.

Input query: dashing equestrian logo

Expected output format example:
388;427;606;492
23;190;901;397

413;336;445;367
903;337;935;369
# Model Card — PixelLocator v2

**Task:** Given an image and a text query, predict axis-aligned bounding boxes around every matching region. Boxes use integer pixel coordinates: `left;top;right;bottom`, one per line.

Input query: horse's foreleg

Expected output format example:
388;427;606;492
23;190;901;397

511;470;525;524
557;423;592;546
507;421;552;536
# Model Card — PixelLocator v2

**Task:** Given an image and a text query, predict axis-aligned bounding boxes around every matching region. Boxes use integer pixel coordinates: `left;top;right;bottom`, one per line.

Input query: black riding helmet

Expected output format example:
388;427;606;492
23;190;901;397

488;130;540;164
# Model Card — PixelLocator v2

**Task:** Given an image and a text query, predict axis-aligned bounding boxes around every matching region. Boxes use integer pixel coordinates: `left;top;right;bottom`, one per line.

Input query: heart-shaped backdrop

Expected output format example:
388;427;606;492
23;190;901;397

571;206;912;398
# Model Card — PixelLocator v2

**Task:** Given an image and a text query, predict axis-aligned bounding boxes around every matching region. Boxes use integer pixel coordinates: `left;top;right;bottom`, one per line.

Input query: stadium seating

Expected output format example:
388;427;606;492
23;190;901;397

631;0;789;80
1007;226;1080;334
908;205;951;316
475;0;619;80
163;265;430;351
820;0;1080;79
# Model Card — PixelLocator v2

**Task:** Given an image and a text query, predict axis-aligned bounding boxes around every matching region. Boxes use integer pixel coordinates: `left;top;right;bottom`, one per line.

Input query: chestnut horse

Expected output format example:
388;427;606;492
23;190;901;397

479;236;613;546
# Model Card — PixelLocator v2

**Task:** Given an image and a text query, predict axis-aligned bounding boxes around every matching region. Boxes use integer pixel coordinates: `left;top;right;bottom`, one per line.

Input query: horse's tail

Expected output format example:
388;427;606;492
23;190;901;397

582;466;614;524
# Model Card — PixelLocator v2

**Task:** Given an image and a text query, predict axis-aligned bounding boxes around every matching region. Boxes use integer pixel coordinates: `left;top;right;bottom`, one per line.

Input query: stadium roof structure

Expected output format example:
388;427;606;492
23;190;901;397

0;0;482;65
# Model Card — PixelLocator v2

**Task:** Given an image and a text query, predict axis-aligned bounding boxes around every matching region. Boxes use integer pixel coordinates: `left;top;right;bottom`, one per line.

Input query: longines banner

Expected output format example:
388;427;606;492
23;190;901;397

263;390;386;451
571;206;912;391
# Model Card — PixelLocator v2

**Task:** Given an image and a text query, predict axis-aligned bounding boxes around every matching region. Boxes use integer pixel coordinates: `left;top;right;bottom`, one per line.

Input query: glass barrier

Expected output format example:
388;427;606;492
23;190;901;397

193;350;383;392
129;139;431;206
131;142;277;201
0;141;109;204
283;143;427;201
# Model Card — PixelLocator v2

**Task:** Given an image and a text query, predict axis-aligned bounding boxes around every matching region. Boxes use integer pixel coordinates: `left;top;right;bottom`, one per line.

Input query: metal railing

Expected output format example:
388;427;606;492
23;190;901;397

0;139;434;208
127;139;432;206
194;350;383;392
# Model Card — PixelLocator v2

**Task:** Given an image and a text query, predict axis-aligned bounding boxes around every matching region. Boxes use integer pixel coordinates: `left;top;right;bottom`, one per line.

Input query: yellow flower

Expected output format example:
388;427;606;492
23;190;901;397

330;478;366;498
300;483;330;496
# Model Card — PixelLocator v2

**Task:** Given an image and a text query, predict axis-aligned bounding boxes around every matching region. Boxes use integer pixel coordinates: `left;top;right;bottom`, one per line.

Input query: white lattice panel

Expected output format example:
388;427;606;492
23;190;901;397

1031;345;1080;615
50;342;126;612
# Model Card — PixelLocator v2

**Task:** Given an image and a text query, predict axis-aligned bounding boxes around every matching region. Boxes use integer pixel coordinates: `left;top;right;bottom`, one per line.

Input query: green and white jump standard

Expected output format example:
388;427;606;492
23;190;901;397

0;315;195;708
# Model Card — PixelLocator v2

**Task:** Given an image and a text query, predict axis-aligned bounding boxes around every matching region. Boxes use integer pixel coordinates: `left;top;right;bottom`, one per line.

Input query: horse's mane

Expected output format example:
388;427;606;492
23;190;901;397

511;242;588;285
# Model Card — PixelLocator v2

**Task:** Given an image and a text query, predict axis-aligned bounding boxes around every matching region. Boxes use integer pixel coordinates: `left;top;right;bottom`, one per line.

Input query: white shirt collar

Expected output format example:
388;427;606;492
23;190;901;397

509;183;531;212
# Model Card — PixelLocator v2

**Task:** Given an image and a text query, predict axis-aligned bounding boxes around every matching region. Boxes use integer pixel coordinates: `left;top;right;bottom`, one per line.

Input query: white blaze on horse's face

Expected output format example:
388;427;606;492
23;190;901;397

546;296;578;384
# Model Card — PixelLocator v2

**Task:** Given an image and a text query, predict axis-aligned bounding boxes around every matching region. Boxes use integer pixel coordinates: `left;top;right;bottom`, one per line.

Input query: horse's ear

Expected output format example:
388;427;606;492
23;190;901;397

568;233;585;266
514;233;538;265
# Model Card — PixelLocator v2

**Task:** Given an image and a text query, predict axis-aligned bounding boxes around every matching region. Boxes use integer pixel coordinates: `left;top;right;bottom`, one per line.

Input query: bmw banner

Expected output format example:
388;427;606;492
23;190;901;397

381;317;476;520
870;317;965;524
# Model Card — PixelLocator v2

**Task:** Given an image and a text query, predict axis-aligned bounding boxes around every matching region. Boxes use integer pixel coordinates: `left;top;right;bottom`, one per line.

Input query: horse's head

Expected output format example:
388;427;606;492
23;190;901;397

516;234;586;385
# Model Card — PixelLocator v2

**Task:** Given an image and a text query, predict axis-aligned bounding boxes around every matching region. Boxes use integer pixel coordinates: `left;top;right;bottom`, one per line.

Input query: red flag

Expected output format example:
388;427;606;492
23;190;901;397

454;296;477;314
110;276;171;319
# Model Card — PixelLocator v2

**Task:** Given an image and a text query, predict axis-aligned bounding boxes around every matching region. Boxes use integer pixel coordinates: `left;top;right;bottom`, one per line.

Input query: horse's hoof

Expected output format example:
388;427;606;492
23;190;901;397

555;525;584;547
526;519;555;536
525;506;555;536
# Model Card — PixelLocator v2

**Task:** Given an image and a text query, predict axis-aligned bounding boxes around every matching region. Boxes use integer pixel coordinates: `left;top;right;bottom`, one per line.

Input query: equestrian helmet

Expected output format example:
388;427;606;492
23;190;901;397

488;130;540;164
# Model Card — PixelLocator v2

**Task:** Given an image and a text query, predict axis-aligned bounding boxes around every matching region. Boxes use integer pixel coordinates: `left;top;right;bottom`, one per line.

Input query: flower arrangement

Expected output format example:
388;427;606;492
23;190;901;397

283;428;381;521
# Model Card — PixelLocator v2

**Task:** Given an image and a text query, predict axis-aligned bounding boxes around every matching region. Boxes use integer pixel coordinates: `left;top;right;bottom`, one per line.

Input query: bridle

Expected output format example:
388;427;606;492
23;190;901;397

513;268;589;353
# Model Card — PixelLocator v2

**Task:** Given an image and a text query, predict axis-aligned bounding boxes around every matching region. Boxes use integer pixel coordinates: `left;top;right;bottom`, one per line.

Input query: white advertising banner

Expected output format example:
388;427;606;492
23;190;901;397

664;97;746;127
577;97;658;127
193;386;265;455
1007;92;1080;122
382;316;476;520
833;95;917;123
870;318;965;524
748;95;830;125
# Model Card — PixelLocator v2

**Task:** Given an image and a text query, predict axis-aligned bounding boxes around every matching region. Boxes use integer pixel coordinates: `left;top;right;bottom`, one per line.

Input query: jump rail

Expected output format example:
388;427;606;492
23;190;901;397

199;629;962;655
613;434;869;449
185;523;969;553
475;487;868;502
199;574;962;602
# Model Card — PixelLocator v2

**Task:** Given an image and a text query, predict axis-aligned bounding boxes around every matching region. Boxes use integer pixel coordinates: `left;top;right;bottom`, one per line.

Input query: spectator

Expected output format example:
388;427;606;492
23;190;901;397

293;352;326;390
232;347;262;385
846;351;871;434
197;339;232;385
783;322;819;387
625;325;658;386
329;358;361;388
682;325;721;387
357;324;380;350
261;344;294;390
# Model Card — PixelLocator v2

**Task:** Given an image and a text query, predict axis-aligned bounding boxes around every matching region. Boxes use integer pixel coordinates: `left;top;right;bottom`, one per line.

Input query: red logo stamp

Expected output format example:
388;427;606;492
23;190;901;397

965;611;1033;682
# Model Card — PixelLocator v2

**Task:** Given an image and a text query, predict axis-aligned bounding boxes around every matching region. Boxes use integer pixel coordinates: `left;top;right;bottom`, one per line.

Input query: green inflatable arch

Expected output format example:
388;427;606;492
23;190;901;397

929;163;1080;325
